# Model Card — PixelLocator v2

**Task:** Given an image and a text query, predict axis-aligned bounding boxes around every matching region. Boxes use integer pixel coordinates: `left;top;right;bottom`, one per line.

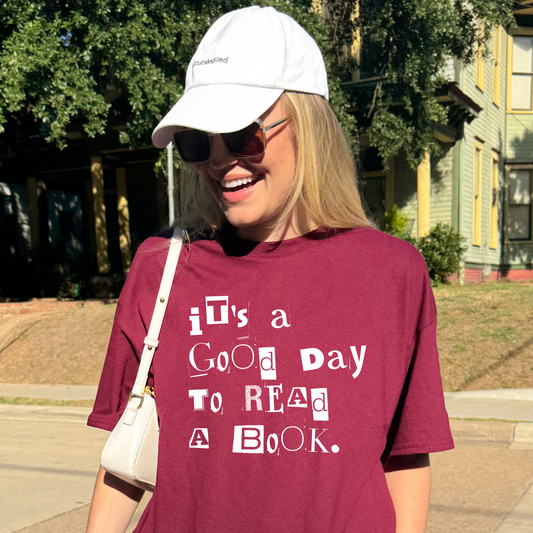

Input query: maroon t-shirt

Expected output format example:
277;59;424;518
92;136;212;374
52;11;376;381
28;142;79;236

89;227;453;532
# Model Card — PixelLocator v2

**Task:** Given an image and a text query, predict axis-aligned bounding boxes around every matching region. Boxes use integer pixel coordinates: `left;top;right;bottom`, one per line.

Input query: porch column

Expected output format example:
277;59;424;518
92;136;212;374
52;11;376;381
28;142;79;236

311;0;322;16
417;151;431;237
116;167;132;274
91;156;110;274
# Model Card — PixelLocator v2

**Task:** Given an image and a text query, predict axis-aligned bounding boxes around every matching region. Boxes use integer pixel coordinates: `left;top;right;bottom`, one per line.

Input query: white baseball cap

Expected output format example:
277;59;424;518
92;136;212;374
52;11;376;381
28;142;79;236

152;6;328;148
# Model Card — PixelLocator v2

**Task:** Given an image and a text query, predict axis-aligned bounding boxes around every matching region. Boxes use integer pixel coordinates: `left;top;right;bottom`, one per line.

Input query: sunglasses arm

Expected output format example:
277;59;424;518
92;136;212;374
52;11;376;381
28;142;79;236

261;116;289;133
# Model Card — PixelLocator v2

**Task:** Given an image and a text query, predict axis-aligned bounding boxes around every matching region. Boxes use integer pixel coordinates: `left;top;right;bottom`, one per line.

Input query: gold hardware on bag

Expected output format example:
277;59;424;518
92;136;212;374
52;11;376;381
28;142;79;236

128;386;155;409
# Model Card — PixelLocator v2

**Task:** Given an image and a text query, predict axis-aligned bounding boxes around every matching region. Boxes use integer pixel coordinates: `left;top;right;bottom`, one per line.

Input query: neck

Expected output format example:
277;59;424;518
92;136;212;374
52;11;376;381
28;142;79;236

234;214;316;243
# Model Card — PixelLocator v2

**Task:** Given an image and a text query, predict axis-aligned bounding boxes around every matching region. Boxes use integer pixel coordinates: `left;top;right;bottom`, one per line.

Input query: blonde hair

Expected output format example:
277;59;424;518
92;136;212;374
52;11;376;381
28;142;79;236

176;91;374;233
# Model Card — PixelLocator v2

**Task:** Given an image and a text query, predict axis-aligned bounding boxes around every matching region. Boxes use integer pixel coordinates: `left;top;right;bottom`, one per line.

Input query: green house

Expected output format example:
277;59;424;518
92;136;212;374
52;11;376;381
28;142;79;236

2;2;532;298
348;2;533;282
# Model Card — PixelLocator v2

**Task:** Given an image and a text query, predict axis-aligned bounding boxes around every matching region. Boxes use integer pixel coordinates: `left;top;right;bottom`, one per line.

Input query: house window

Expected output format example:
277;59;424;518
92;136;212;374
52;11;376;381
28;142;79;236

490;153;499;249
493;27;502;107
59;210;75;236
508;169;532;241
472;142;483;246
512;36;533;110
476;41;485;91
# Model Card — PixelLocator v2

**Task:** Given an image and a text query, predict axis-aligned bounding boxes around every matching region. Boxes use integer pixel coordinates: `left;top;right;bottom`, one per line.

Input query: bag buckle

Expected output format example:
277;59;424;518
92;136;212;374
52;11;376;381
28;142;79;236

128;386;155;409
144;386;155;397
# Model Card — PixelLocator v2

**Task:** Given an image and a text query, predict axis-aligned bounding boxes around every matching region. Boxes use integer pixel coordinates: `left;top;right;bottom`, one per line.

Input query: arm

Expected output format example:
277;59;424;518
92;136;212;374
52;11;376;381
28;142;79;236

383;453;431;533
86;466;145;533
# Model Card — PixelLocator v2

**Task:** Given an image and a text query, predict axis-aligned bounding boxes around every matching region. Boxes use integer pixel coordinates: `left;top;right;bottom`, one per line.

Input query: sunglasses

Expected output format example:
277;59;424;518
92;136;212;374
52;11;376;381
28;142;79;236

172;117;290;163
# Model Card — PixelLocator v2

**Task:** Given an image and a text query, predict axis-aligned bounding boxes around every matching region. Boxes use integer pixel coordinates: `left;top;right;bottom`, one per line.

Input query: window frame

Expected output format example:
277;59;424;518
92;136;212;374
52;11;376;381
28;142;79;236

493;26;502;107
504;164;533;243
490;152;500;249
507;28;533;114
475;40;485;92
472;140;484;246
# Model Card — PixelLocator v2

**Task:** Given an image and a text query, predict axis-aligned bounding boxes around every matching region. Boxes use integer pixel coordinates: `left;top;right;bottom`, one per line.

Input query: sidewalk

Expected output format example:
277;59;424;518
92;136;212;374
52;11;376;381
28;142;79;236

0;385;532;533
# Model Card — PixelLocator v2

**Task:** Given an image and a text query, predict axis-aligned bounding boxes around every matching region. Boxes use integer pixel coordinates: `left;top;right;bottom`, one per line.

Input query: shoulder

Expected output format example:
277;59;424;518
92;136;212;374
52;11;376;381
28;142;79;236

118;231;175;302
133;230;175;260
328;227;426;271
130;227;201;268
327;228;434;323
123;227;217;288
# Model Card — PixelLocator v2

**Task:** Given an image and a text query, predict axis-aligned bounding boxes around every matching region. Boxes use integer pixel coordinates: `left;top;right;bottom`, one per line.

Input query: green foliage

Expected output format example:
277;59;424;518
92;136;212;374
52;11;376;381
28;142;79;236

382;212;467;284
57;275;82;300
0;0;358;152
413;223;467;285
359;0;515;168
266;0;359;152
381;204;410;238
0;0;516;161
0;0;253;148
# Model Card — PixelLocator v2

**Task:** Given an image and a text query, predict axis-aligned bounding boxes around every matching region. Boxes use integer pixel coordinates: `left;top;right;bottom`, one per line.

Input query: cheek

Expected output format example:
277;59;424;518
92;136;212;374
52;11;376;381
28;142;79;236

274;150;297;188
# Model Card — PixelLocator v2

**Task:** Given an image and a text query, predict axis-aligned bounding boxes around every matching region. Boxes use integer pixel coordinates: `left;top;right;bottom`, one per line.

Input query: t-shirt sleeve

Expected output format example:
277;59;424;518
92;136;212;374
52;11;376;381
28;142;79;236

382;260;454;460
87;235;168;431
87;300;142;431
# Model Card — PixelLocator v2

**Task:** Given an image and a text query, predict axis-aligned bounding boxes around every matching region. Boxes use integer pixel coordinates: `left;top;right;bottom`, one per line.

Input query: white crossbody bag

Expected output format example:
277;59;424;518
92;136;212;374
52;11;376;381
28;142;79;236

100;227;184;491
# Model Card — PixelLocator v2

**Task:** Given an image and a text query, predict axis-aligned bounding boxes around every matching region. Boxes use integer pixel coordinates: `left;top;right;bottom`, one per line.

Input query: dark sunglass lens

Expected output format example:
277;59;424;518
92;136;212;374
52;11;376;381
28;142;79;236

223;123;264;158
173;130;210;163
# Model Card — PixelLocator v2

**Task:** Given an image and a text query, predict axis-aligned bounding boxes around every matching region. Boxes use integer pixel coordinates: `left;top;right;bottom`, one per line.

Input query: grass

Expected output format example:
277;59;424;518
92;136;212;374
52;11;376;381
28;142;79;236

434;282;533;391
0;285;531;405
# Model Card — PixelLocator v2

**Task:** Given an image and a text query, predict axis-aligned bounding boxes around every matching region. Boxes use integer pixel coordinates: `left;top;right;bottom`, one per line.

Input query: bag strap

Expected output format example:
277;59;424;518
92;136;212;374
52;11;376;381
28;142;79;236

124;226;184;425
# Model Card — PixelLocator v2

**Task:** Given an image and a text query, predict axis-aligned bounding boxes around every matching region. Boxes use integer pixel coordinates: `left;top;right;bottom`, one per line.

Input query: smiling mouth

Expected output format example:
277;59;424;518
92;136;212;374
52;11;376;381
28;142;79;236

220;176;261;192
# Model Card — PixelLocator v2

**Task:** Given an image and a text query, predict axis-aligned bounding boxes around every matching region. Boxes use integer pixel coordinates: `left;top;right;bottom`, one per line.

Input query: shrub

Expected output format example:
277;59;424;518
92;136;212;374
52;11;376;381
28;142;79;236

381;206;466;285
381;205;410;239
413;223;467;285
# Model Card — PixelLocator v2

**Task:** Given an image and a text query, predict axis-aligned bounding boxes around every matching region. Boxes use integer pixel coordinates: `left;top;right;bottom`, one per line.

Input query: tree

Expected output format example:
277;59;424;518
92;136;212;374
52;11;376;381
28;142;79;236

0;0;356;151
351;0;515;167
0;1;252;148
0;0;516;164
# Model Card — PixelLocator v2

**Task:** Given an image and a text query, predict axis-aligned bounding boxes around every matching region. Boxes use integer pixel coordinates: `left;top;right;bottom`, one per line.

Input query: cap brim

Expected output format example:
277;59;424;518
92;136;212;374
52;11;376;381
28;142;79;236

152;85;283;148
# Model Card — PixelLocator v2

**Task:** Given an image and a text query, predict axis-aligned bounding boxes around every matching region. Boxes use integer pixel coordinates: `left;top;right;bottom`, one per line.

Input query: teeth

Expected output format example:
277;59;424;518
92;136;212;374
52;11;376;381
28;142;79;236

222;177;254;189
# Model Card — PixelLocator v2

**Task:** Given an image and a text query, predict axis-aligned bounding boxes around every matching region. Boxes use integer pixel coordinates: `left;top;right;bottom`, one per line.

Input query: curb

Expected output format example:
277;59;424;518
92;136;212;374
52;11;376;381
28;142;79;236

444;389;533;401
444;389;533;424
510;422;533;449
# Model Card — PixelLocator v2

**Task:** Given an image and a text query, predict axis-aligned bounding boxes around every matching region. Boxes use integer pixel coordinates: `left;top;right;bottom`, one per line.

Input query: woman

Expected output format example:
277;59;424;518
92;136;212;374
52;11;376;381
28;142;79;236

87;6;453;533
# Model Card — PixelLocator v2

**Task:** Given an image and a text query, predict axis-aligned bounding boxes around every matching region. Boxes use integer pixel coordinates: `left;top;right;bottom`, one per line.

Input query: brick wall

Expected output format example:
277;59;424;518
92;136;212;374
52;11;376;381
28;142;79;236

449;268;533;284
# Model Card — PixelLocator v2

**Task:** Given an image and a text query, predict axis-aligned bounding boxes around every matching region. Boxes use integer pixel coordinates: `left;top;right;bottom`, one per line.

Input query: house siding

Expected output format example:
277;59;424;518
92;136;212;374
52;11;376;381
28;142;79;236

506;114;533;161
503;27;533;267
361;22;533;279
430;147;454;227
456;28;507;269
393;147;455;237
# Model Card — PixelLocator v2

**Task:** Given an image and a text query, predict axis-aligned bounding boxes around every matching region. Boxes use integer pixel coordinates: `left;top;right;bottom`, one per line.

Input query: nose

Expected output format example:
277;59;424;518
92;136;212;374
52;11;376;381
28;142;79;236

207;135;238;170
